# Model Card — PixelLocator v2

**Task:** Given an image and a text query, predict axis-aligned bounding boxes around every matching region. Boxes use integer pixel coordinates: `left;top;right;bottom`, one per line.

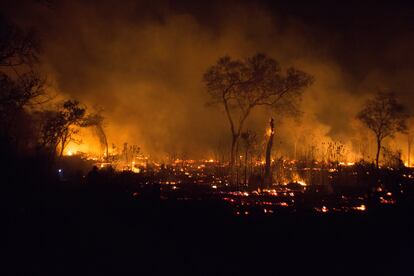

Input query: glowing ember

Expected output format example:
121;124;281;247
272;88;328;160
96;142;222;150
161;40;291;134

354;204;366;211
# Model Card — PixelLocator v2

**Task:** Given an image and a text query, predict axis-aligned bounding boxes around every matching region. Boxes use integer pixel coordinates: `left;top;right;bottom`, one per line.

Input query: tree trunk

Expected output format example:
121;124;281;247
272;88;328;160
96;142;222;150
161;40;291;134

96;125;109;161
235;138;240;190
59;143;64;157
375;137;381;168
264;118;275;188
59;130;70;157
408;134;412;167
229;134;238;186
244;146;248;187
59;136;67;157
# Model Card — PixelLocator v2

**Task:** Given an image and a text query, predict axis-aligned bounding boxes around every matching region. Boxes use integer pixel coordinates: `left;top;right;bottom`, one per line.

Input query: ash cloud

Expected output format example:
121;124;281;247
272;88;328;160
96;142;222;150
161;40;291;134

3;0;414;160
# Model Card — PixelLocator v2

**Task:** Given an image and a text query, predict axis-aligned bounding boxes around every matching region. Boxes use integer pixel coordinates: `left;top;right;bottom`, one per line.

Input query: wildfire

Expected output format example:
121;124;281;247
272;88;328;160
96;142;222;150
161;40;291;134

354;204;367;211
291;172;307;186
404;162;414;168
266;128;274;136
339;162;355;166
296;180;307;186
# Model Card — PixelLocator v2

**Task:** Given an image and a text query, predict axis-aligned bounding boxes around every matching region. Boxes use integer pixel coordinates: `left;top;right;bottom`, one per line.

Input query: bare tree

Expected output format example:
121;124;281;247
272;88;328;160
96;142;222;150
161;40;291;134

83;112;108;159
204;53;313;184
357;92;408;168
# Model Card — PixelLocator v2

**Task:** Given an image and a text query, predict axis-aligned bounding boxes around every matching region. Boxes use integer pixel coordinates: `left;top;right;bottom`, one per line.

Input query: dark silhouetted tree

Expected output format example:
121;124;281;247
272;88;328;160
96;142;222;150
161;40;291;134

357;92;408;168
0;73;46;142
204;53;313;184
0;17;38;67
38;100;95;157
0;17;48;154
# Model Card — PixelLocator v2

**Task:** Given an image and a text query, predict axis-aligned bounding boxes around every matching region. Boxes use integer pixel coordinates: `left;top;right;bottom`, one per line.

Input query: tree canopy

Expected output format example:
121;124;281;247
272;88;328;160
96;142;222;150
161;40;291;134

204;53;313;182
357;91;408;167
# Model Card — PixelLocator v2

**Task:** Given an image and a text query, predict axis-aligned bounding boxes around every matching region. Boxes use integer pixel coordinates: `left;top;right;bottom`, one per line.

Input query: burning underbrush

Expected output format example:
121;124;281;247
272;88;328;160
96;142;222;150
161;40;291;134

54;150;414;218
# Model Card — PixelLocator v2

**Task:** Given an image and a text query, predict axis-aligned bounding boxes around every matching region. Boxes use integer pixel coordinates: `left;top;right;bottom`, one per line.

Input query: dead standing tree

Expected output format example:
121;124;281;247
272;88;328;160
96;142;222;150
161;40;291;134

83;112;108;159
264;118;275;188
204;53;313;185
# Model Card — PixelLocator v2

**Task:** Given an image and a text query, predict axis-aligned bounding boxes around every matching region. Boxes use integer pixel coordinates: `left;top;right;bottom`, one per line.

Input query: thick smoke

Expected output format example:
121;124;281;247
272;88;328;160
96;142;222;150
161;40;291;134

4;0;414;161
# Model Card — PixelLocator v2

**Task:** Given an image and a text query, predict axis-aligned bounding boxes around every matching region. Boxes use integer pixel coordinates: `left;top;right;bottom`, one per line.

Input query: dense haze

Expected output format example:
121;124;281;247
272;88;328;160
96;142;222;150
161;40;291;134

3;0;414;161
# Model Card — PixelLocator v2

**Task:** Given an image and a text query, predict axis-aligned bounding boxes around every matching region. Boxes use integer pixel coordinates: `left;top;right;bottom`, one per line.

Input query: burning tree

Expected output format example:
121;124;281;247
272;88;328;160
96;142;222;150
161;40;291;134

357;92;408;168
264;118;275;187
203;53;313;184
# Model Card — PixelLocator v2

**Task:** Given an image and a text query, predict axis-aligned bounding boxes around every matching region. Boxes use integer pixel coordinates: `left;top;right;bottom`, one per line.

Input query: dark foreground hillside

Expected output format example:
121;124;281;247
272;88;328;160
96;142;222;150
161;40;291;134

5;183;414;276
